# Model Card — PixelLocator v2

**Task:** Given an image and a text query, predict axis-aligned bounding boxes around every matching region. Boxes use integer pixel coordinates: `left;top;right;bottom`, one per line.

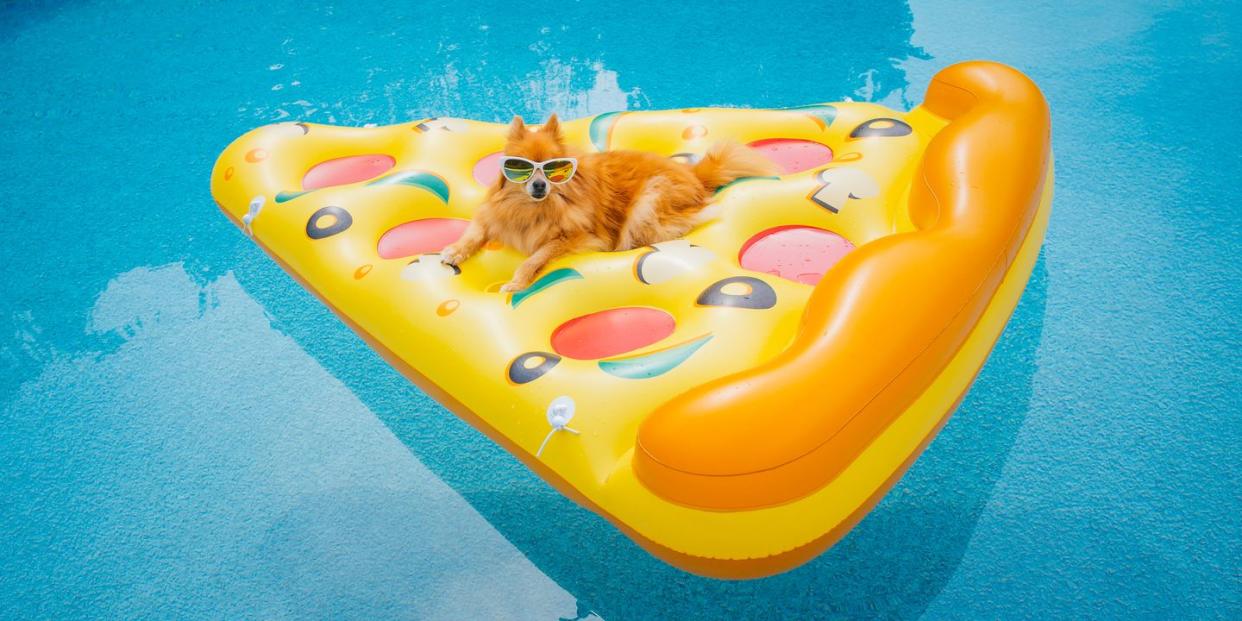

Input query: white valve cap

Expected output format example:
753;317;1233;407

546;396;575;428
242;195;265;233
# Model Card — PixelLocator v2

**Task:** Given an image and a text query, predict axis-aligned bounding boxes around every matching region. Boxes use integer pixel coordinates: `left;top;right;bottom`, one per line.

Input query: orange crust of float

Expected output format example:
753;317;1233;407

633;62;1052;510
211;60;1052;578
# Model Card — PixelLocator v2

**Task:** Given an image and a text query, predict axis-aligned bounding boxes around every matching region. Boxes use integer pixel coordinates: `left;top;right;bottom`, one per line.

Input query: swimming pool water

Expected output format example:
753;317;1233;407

1;1;1238;618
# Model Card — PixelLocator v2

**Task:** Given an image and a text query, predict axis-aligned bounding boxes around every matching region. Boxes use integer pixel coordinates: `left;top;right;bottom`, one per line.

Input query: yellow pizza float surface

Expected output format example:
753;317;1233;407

211;61;1052;578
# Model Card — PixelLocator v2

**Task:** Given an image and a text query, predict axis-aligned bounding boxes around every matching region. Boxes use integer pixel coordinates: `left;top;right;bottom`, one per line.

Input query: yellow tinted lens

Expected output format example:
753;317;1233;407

501;158;534;182
544;159;575;183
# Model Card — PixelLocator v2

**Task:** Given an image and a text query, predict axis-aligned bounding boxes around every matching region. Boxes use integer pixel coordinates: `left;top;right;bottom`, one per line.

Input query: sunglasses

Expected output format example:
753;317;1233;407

500;156;578;184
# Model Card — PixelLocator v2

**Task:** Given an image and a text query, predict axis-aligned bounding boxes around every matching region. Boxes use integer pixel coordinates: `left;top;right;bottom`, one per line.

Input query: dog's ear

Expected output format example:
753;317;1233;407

541;113;562;142
507;115;526;141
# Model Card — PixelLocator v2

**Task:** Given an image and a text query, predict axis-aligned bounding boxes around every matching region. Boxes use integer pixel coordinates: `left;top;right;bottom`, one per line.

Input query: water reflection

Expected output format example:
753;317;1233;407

239;0;927;126
1;264;590;619
253;57;641;126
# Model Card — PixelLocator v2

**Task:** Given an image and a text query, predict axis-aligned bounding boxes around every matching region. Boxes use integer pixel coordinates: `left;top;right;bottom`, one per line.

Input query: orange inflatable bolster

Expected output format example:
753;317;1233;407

633;62;1052;510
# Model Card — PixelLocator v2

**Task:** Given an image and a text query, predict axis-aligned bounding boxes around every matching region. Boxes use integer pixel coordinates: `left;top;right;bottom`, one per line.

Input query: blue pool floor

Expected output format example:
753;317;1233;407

1;0;1239;618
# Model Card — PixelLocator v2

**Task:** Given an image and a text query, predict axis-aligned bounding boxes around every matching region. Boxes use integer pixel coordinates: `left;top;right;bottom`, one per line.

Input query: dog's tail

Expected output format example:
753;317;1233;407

692;141;779;191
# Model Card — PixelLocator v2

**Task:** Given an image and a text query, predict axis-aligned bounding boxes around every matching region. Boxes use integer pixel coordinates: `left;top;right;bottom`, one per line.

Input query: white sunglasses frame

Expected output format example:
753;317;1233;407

499;155;579;184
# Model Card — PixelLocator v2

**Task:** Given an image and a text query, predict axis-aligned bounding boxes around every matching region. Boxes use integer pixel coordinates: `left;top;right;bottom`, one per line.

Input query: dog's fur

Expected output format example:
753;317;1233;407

441;114;777;292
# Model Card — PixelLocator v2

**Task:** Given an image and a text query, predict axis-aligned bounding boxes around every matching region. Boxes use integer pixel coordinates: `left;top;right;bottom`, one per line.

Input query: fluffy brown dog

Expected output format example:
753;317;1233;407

440;114;776;292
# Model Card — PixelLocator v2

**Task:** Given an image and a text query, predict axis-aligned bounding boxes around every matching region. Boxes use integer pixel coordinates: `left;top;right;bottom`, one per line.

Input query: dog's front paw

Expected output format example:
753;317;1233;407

440;245;468;266
499;280;530;293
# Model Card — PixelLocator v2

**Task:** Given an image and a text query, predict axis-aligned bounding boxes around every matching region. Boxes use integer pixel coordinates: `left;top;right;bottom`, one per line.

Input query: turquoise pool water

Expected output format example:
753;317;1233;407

2;1;1238;618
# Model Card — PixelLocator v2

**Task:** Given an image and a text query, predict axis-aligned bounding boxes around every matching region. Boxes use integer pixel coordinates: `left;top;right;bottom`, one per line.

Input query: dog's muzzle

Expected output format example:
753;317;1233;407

527;178;548;201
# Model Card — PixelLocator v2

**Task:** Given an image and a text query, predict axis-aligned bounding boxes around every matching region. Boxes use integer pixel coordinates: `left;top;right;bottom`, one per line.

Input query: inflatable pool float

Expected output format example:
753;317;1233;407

211;61;1052;578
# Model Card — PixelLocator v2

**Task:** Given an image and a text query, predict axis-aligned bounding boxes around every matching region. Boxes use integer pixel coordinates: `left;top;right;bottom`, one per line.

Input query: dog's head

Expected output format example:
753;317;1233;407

500;114;573;202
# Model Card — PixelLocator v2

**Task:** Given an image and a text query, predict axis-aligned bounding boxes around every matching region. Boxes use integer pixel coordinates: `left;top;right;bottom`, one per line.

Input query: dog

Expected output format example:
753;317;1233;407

440;114;777;292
